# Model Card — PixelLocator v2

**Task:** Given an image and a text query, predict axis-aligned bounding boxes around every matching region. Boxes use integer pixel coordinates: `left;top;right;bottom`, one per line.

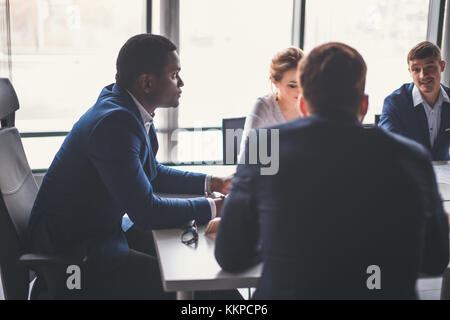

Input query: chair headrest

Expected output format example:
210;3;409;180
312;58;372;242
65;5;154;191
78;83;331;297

0;78;19;123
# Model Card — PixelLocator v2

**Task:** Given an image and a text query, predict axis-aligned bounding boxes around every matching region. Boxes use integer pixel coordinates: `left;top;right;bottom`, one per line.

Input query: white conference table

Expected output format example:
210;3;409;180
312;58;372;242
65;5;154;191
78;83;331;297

172;163;450;202
439;183;450;201
154;165;260;300
444;202;450;213
152;163;450;300
172;163;450;200
153;165;262;300
153;227;262;300
434;162;450;201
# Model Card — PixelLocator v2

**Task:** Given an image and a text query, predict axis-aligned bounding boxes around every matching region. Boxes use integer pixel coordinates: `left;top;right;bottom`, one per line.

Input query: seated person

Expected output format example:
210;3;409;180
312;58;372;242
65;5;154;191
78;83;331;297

215;42;449;299
206;47;304;233
27;34;234;299
237;47;304;163
379;41;450;161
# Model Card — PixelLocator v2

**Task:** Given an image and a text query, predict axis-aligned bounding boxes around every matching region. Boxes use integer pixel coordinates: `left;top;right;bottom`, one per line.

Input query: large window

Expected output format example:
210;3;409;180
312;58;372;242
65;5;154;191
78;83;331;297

175;0;293;163
2;0;145;169
2;1;444;169
303;0;429;124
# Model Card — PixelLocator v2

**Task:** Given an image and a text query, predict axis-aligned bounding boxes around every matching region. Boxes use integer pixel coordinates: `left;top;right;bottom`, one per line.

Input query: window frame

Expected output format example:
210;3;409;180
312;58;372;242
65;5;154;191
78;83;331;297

10;0;447;171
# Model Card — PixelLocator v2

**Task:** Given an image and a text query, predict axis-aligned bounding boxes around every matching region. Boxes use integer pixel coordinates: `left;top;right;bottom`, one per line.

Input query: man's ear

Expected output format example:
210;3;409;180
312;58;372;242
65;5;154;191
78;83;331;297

358;94;369;123
441;60;446;72
137;74;156;94
299;95;309;117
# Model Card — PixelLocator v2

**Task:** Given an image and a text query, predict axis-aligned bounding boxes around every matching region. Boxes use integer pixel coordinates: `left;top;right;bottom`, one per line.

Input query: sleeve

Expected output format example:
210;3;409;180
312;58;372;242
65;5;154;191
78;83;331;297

378;96;404;134
238;98;267;164
88;111;212;230
215;163;262;272
206;197;216;219
420;158;449;275
152;163;206;195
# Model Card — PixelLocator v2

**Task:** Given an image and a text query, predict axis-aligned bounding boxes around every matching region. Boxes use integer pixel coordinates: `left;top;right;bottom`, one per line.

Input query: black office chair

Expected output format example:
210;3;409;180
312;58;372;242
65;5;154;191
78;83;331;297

440;268;450;300
222;117;246;165
0;78;84;299
374;114;381;126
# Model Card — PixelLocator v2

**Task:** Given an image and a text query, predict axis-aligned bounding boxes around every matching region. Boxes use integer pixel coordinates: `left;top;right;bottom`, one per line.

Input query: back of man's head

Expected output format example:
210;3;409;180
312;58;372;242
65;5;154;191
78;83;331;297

116;34;177;89
298;42;367;115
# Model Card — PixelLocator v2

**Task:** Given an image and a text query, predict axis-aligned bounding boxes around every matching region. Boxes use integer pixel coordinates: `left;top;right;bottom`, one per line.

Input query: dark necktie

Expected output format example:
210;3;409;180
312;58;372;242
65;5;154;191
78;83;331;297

148;123;159;156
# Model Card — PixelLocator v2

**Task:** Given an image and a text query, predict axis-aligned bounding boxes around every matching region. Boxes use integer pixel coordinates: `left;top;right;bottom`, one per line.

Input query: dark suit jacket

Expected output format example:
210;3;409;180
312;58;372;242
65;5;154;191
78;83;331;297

27;83;211;271
215;111;449;299
379;83;450;161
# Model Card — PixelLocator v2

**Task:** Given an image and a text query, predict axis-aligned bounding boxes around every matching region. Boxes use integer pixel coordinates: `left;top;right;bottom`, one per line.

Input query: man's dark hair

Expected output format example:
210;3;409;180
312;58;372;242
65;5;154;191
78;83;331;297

116;34;177;89
407;41;442;64
298;42;367;114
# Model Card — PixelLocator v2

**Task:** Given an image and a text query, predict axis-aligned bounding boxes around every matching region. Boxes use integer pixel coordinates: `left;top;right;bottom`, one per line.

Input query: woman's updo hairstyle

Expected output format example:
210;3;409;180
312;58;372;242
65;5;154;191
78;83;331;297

270;47;304;83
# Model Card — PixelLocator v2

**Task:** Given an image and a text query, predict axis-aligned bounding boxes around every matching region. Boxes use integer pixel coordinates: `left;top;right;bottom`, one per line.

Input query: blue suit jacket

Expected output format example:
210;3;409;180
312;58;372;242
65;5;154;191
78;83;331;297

27;84;211;270
215;111;449;299
379;83;450;161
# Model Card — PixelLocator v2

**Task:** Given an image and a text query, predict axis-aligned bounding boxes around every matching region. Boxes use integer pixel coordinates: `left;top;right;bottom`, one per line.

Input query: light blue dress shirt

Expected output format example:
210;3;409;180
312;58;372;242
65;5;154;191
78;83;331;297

412;84;450;148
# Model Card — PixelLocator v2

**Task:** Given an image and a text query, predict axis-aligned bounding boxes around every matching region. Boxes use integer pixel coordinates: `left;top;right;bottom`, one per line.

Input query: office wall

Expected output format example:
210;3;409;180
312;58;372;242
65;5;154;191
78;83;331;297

443;1;450;86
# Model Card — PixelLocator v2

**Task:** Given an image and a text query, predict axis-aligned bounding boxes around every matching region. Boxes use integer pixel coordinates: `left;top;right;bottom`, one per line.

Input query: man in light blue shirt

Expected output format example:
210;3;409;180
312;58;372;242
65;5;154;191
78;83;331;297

379;41;450;161
412;84;450;149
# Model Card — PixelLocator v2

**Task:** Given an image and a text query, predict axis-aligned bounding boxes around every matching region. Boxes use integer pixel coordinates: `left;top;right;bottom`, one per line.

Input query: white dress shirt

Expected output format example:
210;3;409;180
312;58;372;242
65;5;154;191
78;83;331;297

126;90;216;219
412;85;450;148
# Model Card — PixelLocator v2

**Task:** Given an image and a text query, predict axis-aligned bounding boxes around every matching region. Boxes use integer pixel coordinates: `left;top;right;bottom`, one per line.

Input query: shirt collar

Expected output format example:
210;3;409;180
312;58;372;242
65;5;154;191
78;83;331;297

412;84;450;108
126;90;153;125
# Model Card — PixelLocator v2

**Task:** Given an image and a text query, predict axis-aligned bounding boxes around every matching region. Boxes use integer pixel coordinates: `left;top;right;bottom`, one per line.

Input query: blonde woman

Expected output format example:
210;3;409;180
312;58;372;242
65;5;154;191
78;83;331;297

238;47;304;163
206;48;304;235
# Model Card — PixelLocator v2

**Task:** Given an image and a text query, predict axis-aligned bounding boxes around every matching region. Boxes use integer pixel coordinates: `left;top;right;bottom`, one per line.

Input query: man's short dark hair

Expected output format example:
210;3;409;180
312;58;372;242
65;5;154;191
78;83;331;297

407;41;442;64
115;34;177;89
298;42;367;114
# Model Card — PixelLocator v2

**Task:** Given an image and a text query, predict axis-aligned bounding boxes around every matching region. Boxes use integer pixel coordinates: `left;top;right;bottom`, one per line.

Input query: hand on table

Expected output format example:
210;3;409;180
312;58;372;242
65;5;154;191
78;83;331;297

211;174;234;195
205;196;226;234
205;217;221;234
212;196;225;217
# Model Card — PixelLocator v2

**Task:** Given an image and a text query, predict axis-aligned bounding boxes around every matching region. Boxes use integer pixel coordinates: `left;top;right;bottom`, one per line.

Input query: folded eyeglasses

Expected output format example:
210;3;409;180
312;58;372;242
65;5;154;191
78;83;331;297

181;219;198;246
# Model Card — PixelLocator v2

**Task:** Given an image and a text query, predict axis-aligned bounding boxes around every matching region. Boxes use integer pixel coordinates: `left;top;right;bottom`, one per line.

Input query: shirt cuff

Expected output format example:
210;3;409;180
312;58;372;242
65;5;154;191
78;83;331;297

205;175;212;195
206;197;216;220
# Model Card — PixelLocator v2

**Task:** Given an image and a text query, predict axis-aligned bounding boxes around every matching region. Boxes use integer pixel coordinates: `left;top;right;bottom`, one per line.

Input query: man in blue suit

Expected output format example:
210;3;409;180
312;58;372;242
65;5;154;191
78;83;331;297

28;34;232;299
215;43;449;299
379;41;450;161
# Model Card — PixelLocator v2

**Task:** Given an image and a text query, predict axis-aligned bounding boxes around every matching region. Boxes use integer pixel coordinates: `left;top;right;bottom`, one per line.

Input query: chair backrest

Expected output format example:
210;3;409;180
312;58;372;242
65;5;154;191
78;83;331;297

374;114;381;126
222;117;246;165
0;78;19;128
0;78;38;299
0;128;38;242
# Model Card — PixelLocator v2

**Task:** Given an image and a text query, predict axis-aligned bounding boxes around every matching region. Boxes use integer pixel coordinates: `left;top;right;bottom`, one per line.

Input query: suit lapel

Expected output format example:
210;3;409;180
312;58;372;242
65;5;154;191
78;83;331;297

148;123;159;156
110;84;159;180
143;133;152;179
143;123;159;180
439;101;450;135
434;101;450;152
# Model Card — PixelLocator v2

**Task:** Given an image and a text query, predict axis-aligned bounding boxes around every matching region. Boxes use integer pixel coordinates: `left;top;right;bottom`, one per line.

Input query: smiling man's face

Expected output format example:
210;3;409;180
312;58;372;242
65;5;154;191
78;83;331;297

408;56;445;97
